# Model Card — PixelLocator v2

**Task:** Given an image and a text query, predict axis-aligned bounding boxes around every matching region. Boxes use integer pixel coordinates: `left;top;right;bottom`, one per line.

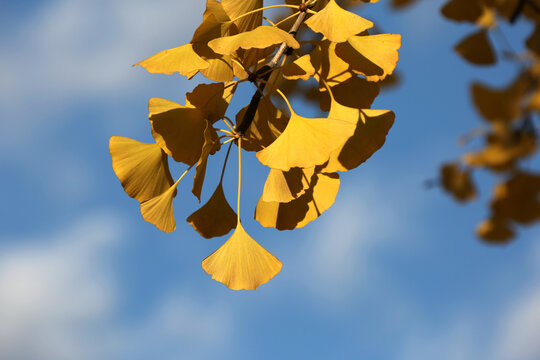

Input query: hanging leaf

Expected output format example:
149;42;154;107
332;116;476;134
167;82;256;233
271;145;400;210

135;44;209;77
440;163;477;202
202;222;282;290
476;217;515;244
109;137;175;203
208;26;300;55
187;183;237;239
140;180;180;233
192;122;221;202
455;30;496;66
261;167;315;203
186;82;237;123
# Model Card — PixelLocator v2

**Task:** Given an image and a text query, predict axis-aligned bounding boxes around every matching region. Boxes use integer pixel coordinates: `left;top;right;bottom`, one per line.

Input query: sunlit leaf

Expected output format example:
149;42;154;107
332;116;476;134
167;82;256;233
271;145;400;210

322;104;395;172
187;183;237;239
336;34;401;82
256;110;355;171
441;0;496;27
305;0;374;42
318;76;380;112
202;222;282;290
208;26;300;55
186;82;237;123
140;179;180;233
109;137;175;203
282;55;316;81
222;0;263;33
135;44;209;77
255;172;340;230
148;98;206;166
455;30;496;65
262;167;314;203
310;40;355;87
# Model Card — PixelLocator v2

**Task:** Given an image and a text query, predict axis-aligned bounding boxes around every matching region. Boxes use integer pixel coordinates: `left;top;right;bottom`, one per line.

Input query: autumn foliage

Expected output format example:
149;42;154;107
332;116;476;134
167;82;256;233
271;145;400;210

109;0;401;290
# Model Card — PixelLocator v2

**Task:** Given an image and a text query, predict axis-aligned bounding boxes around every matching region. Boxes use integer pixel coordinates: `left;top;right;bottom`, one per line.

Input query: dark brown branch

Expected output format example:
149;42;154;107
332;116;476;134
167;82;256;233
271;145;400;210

235;10;309;135
510;0;527;23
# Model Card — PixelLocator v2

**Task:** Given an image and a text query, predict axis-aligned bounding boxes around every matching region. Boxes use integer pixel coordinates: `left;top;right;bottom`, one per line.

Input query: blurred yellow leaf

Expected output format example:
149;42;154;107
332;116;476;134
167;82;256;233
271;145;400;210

477;217;515;244
202;222;282;290
440;163;477;202
441;0;496;27
455;30;496;65
255;172;340;230
491;172;540;224
148;98;207;166
187;183;237;239
109;136;175;203
305;0;373;42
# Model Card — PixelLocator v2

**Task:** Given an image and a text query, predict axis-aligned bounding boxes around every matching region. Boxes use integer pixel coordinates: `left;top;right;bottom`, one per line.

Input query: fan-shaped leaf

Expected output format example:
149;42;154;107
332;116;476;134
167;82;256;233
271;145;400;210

208;26;300;55
140;179;180;233
262;167;314;203
135;44;209;76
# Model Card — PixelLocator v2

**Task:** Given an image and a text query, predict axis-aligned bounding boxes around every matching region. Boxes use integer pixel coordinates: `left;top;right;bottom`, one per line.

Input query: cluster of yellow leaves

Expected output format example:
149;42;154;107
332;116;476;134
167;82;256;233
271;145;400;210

109;0;400;290
439;0;540;243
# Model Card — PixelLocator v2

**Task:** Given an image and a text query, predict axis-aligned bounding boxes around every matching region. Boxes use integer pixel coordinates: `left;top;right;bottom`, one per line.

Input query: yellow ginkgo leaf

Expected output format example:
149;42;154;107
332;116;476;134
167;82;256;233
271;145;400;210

440;163;477;202
262;167;315;203
322;104;395;172
208;26;300;56
336;34;401;82
255;172;340;230
148;98;207;166
477;217;515;244
109;136;175;203
140;179;180;233
193;45;236;82
282;55;316;81
191;9;232;44
455;30;496;66
201;221;282;290
186;82;237;123
256;110;355;171
187;183;237;239
222;0;263;33
236;96;289;152
311;40;355;88
192;122;220;202
305;0;374;43
135;44;209;76
318;76;380;112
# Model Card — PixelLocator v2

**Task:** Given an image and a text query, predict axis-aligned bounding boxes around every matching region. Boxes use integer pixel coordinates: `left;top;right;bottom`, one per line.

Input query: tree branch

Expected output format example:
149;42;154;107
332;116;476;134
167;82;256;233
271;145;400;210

235;10;309;135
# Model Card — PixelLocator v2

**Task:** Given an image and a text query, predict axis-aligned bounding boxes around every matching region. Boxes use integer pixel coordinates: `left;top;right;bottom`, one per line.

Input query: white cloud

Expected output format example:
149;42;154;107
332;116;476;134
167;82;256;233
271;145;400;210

0;211;234;360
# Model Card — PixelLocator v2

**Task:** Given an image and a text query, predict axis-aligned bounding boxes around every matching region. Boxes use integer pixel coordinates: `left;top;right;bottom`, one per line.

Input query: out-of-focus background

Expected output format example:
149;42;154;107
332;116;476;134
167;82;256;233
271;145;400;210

1;0;539;359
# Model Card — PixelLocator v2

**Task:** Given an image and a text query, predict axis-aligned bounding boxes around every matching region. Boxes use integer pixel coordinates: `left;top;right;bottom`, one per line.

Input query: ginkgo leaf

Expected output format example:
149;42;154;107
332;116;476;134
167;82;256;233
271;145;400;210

191;9;232;44
441;0;496;27
201;222;282;290
471;75;531;122
109;136;175;203
222;0;263;33
336;34;401;82
318;76;380;112
440;163;477;202
477;217;515;244
148;98;207;166
322;104;395;172
491;173;540;225
282;55;316;81
261;167;314;203
455;30;496;66
140;179;180;233
236;96;289;152
256;110;355;171
311;40;355;87
305;0;374;43
135;44;209;76
526;25;540;56
194;46;236;82
187;183;237;239
186;82;237;123
208;26;300;55
192;122;220;202
255;172;340;230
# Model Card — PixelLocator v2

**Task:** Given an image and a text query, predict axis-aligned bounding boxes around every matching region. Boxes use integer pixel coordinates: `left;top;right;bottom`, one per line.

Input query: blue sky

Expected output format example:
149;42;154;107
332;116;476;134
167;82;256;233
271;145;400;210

1;0;540;359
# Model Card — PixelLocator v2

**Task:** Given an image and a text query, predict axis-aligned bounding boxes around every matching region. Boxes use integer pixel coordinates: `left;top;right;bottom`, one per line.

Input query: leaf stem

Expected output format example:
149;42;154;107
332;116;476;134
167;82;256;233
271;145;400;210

237;137;242;222
275;88;295;115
